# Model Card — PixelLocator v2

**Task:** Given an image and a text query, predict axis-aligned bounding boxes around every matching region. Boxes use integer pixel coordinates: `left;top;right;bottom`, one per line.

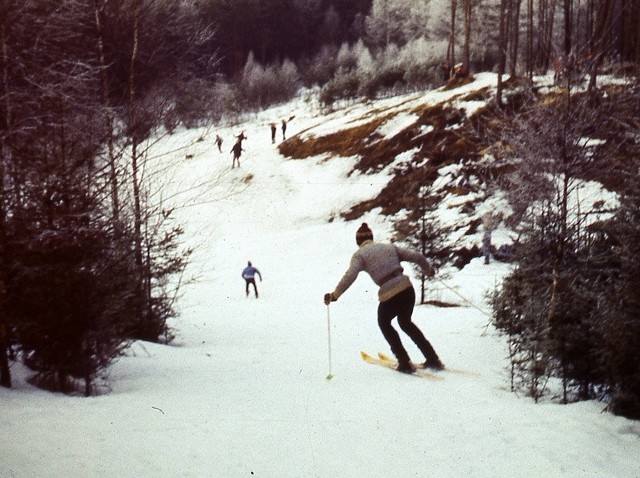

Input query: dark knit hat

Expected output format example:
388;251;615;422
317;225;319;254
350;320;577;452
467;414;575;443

356;223;373;245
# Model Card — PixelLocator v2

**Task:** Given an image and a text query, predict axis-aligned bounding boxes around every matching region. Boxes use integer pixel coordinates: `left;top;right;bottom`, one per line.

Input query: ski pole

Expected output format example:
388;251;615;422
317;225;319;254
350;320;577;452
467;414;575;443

433;276;493;317
325;304;334;380
433;276;493;335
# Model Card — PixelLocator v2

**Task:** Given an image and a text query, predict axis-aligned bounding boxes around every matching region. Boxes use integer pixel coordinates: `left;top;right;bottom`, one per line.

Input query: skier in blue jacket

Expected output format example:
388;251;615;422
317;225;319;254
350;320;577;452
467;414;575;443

242;261;262;298
324;223;444;374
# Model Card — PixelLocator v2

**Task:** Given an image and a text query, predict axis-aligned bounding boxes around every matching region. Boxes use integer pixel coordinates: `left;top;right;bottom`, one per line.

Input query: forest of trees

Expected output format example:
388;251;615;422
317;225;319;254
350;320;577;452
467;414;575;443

488;80;640;419
0;0;638;416
0;0;207;394
197;0;640;109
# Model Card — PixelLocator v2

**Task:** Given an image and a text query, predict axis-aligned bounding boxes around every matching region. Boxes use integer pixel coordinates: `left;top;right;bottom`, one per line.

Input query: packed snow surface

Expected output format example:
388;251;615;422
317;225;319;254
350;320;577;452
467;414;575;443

2;75;639;478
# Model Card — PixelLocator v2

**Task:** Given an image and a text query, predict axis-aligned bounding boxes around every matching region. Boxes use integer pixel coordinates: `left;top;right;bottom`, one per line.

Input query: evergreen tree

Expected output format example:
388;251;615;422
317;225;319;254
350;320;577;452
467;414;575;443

592;97;640;417
394;185;448;305
490;81;640;413
0;0;195;393
598;184;640;418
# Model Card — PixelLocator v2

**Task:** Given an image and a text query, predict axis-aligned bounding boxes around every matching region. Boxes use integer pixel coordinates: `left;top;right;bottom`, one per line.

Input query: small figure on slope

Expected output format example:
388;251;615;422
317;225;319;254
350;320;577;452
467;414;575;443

441;58;452;83
242;261;262;298
230;140;244;169
482;213;495;265
235;131;247;144
324;223;444;374
215;134;223;153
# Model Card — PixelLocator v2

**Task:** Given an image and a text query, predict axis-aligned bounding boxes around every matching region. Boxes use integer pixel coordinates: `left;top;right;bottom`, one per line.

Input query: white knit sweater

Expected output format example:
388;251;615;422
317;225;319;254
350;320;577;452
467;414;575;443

332;240;433;302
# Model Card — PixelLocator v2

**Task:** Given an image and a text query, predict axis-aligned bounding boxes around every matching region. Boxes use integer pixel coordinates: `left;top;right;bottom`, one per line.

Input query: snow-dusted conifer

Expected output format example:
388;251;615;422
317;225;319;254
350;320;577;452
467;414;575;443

366;0;432;47
336;42;358;71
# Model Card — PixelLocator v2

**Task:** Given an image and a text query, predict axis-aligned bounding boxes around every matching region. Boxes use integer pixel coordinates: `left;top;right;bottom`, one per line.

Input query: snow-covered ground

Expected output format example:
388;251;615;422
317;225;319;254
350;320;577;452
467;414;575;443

2;75;639;477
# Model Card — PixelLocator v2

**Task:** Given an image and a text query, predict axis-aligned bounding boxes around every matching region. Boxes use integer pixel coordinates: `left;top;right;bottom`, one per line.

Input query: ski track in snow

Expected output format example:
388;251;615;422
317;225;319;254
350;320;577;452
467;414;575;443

1;74;639;478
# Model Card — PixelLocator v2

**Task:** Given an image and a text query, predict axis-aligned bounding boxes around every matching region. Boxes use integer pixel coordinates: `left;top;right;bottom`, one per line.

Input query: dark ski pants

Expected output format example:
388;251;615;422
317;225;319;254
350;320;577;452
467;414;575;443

245;278;258;298
377;286;439;365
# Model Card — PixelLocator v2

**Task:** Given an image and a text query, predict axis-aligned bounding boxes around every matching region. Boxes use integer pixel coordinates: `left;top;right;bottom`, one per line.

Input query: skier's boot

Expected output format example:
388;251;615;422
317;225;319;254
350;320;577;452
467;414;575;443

422;358;445;371
396;361;416;374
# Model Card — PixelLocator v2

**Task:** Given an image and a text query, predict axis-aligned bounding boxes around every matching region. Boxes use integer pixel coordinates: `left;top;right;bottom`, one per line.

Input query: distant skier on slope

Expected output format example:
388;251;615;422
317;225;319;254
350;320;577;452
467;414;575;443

242;261;262;298
230;140;244;168
482;213;495;265
323;223;444;374
235;131;247;145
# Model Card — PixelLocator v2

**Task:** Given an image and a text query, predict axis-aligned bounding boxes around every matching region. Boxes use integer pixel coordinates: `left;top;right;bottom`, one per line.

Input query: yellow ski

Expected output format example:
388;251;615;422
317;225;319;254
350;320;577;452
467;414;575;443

360;351;444;380
377;352;480;377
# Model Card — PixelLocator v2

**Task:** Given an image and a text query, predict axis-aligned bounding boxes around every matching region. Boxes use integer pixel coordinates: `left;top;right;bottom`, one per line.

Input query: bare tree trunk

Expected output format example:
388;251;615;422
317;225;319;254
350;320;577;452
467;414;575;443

463;0;472;72
128;0;146;334
587;0;614;94
563;0;574;55
0;3;11;388
635;0;640;64
92;0;120;226
537;0;558;72
526;0;534;78
536;0;547;70
509;0;523;77
548;120;572;401
449;0;458;71
497;0;509;105
585;0;595;53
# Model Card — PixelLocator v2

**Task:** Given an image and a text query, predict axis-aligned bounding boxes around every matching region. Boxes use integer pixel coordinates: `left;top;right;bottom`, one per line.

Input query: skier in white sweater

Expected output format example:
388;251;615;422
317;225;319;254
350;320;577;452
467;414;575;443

324;223;444;373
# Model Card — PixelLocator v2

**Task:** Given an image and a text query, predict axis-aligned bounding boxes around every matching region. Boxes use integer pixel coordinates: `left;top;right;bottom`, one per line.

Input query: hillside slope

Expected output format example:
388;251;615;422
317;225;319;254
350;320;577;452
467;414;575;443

1;74;638;478
282;72;631;269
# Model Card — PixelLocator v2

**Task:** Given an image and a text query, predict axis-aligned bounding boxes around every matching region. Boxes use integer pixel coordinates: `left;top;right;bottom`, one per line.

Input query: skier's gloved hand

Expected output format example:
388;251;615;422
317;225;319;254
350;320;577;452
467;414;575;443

324;293;337;305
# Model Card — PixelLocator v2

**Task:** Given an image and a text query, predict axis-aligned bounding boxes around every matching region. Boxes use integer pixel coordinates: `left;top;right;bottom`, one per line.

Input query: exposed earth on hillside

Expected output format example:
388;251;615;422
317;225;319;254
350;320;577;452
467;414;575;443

280;74;638;269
